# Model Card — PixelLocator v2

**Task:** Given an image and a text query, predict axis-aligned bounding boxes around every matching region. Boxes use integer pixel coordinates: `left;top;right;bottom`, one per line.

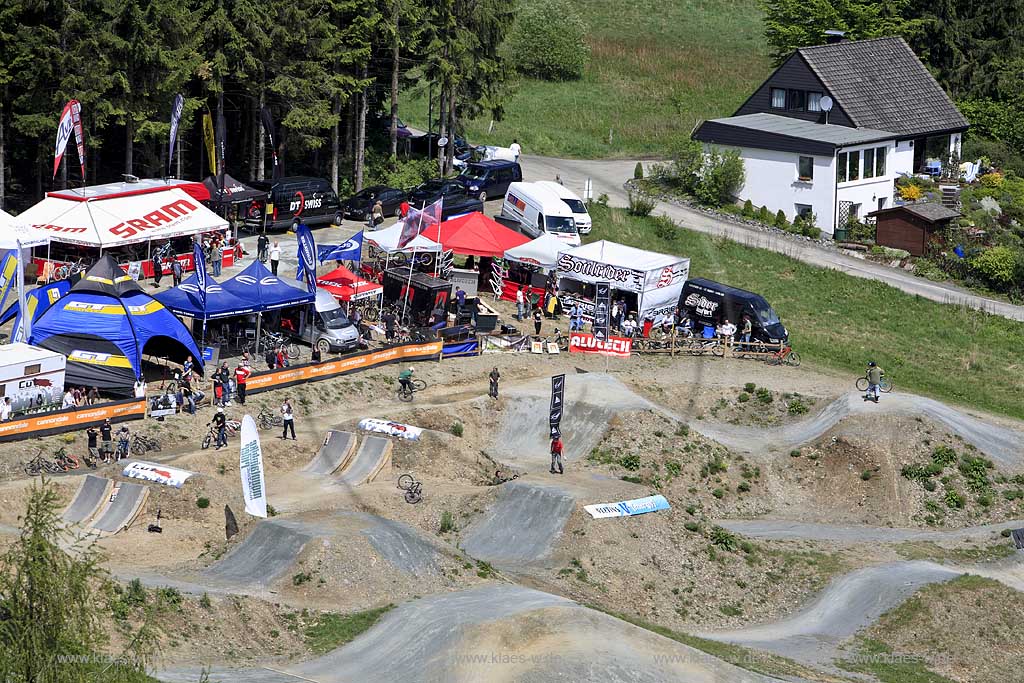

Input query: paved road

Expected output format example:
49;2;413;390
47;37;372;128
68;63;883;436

523;155;1024;322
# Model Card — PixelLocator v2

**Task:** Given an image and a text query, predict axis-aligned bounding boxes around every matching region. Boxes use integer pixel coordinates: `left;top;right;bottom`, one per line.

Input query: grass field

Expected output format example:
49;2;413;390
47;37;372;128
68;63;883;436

402;0;769;158
586;204;1024;421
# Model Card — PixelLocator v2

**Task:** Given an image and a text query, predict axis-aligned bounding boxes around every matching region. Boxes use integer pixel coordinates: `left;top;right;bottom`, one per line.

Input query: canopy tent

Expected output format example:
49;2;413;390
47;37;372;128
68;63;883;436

316;266;382;302
219;260;314;311
29;255;203;394
422;212;529;258
15;179;226;248
0;280;72;341
0;211;51;342
364;221;441;253
503;232;570;269
202;174;268;206
156;274;258;320
557;240;690;325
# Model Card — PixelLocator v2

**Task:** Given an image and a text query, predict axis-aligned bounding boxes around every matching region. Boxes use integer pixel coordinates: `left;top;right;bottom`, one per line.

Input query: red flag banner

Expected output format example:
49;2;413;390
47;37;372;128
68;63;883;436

398;197;442;249
53;101;75;178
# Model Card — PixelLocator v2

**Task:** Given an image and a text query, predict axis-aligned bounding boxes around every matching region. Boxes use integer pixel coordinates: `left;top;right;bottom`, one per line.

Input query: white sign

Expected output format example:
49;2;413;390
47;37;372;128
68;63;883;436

358;418;422;441
584;494;671;519
240;414;267;518
122;461;195;488
127;261;142;281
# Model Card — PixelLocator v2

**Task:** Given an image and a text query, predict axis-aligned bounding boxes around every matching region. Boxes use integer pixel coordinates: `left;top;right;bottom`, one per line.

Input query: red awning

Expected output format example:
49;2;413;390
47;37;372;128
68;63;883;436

423;212;530;258
316;266;383;302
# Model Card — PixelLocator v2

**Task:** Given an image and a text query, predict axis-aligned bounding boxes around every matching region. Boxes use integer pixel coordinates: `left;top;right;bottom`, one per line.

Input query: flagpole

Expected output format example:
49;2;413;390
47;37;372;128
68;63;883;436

400;201;426;325
378;250;390;321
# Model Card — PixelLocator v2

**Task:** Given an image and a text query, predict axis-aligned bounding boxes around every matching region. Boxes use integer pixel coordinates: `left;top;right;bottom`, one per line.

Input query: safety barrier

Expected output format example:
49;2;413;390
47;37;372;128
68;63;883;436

0;398;147;443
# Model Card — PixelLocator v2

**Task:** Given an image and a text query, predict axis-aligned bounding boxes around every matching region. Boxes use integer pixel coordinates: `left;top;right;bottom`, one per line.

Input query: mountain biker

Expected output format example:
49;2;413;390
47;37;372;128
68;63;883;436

864;361;884;403
398;367;415;396
116;425;131;461
211;407;227;449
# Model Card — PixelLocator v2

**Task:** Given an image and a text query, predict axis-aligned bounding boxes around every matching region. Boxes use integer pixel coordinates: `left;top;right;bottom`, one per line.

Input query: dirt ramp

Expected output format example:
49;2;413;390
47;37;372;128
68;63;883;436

303;430;357;475
334;436;392;487
63;475;113;526
461;482;575;567
202;519;315;589
89;482;149;534
339;511;443;576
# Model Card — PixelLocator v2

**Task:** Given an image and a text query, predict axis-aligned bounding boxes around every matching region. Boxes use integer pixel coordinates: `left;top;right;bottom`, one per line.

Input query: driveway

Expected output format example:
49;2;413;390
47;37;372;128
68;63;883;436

522;155;1024;323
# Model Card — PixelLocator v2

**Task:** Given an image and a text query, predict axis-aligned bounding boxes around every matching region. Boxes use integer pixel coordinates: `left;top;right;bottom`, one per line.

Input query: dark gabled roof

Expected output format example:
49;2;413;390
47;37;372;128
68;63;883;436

868;202;961;222
798;37;968;138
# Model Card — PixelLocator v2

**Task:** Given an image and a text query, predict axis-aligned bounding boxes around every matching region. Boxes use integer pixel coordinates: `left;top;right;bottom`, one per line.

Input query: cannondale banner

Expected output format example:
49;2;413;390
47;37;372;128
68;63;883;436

295;223;317;293
240;415;267;518
549;374;565;439
53;100;85;180
167;94;185;176
192;240;207;310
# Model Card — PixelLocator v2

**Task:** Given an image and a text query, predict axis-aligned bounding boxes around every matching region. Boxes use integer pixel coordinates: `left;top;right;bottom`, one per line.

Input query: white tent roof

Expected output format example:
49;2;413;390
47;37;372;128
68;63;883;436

503;232;569;269
364;221;442;253
0;209;49;249
562;240;683;271
558;239;688;293
16;184;227;248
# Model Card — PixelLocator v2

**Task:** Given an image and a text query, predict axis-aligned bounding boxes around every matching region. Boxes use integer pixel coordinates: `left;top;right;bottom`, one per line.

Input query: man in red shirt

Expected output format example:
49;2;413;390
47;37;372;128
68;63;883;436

550;436;564;475
234;362;252;405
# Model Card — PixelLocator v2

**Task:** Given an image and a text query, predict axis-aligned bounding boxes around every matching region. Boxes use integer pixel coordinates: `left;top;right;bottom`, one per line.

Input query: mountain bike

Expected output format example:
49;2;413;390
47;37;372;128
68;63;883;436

766;345;801;367
256;406;283;430
687;337;726;357
24;451;63;476
397;473;422;504
397;378;427;402
732;339;770;360
856;374;893;393
131;433;162;456
53;446;80;471
546;328;570;352
56;259;87;280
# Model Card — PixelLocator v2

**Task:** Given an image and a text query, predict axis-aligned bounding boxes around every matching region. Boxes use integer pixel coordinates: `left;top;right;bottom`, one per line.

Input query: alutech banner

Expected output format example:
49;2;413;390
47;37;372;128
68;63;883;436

549;374;565;439
569;332;632;358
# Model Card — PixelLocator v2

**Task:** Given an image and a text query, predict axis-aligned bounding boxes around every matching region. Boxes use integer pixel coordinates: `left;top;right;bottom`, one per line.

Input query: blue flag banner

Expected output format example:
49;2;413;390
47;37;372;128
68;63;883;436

168;93;185;176
317;231;363;264
193;240;207;311
295;222;317;294
0;249;19;316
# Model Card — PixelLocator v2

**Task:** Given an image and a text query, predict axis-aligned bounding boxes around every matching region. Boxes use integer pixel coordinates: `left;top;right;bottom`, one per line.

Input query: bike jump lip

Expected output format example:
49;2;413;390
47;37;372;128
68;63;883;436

62;474;114;526
88;481;149;535
303;430;358;476
334;436;392;487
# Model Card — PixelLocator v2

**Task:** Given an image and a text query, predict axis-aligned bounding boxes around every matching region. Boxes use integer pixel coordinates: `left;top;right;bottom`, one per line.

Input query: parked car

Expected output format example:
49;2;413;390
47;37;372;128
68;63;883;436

408;180;484;220
249;176;342;230
284;289;361;356
500;182;580;246
409;133;473;161
456;160;523;201
535;181;591;234
341;185;407;221
678;278;789;344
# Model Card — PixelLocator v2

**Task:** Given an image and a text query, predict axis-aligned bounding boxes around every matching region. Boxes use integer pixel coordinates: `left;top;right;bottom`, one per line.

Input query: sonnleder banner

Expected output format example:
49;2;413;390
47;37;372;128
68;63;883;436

569;332;632;358
584;494;671;519
549;374;565;439
240;415;267;518
594;281;610;341
0;398;146;442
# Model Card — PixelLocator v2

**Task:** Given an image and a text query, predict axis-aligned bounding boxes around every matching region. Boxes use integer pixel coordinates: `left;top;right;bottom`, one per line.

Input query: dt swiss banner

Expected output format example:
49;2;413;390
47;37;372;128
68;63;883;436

569;331;632;358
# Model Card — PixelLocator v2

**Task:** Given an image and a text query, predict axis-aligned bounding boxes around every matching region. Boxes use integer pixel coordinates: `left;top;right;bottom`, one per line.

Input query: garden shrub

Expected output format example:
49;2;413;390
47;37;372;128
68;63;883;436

774;209;788;229
627;192;656;217
742;199;754;218
634;162;644;179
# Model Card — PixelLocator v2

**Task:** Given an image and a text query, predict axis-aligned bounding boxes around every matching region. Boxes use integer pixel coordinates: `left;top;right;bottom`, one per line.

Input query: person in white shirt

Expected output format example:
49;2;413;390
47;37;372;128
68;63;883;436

133;377;147;399
509;139;521;161
719;319;737;343
515;286;525;321
621;314;637;338
61;389;76;410
281;398;295;440
269;241;282;275
0;397;11;422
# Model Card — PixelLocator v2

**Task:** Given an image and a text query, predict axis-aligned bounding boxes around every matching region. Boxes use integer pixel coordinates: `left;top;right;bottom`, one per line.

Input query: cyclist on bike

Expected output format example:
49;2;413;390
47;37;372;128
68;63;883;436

116;425;131;461
864;361;884;404
398;367;415;396
211;407;227;449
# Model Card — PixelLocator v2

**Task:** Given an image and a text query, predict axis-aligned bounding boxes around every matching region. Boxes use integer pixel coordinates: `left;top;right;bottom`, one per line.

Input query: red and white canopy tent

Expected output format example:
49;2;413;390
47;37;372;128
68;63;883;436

421;211;530;257
316;265;382;302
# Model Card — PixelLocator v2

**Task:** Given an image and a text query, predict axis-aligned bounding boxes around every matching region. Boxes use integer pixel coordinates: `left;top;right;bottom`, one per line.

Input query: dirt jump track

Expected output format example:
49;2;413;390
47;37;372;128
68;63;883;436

334;436;392;487
338;511;444;576
88;481;148;534
62;474;113;525
201;518;316;589
303;430;357;475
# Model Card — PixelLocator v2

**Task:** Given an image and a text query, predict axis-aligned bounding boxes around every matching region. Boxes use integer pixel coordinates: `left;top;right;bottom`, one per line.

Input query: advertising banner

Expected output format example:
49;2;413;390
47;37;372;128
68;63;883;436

53;100;83;179
584;494;671;519
168;94;185;175
202;110;216;175
240;414;267;518
261;106;281;179
556;252;646;292
569;332;632;358
0;398;146;442
594;281;610;341
122;461;195;488
318;231;363;263
358;418;422;441
549;374;565;439
295;222;317;293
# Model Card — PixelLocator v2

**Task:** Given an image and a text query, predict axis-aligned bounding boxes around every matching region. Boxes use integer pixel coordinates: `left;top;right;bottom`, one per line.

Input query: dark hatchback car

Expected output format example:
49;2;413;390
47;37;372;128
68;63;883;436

341;186;407;220
408;180;484;220
456;160;523;201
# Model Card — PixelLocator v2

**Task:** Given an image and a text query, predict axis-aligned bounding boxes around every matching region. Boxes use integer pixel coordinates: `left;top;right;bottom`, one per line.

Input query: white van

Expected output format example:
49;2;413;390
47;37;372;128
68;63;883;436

501;182;580;247
293;289;361;356
535;181;591;234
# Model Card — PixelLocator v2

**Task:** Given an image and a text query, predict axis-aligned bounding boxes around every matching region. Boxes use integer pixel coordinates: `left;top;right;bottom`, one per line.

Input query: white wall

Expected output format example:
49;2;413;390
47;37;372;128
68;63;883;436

713;145;836;233
836;139;904;220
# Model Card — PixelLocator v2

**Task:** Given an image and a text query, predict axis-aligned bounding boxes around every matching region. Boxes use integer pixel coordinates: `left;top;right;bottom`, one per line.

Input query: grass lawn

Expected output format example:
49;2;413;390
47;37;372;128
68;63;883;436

401;0;769;158
586;204;1024;421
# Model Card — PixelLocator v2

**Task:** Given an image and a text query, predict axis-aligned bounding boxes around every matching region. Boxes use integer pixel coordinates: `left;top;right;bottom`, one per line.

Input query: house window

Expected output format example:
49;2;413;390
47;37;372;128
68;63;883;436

795;204;813;219
808;92;823;112
798;156;814;181
787;89;806;112
877;197;887;211
850;203;861;219
837;152;848;183
770;88;786;109
848;151;860;181
863;148;875;178
875;146;887;176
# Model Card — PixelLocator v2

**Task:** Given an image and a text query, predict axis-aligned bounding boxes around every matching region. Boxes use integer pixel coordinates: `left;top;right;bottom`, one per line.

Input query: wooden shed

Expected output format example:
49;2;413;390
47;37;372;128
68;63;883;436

867;202;960;256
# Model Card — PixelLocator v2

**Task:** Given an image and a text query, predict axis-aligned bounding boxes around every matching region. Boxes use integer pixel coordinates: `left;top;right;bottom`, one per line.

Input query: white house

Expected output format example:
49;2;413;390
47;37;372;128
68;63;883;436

692;35;968;236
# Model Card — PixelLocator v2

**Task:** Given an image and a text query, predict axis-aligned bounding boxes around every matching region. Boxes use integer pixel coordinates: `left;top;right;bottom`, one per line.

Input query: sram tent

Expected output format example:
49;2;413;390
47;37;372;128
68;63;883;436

557;240;690;325
316;266;382;302
16;179;224;248
156;274;257;320
365;221;441;253
503;232;570;269
29;255;203;395
219;260;314;311
422;212;529;257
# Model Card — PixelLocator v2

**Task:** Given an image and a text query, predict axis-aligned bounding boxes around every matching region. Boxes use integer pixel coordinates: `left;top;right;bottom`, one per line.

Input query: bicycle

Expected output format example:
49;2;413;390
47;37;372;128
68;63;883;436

256;406;283;430
24;452;63;476
547;328;570;352
766;345;802;367
56;259;87;280
397;378;427;402
201;422;236;449
130;434;162;456
397;474;423;504
53;446;80;471
492;467;521;485
856;374;893;393
687;337;726;357
732;339;769;360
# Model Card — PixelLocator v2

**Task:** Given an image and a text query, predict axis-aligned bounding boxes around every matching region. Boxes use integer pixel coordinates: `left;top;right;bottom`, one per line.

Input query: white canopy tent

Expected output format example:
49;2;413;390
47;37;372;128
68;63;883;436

557;240;689;325
364;221;442;253
503;232;569;270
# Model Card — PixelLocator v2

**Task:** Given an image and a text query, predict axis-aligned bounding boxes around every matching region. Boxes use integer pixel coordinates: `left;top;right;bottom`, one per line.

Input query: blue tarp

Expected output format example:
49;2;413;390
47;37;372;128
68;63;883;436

156;274;258;320
442;340;478;357
220;260;314;311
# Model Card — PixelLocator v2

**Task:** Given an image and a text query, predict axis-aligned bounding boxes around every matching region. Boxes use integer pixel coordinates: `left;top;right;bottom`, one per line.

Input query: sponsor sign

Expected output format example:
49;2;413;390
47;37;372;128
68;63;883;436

568;332;632;358
168;93;185;174
295;223;317;293
684;291;720;320
584;494;671;519
557;253;645;292
358;418;422;441
123;460;194;488
0;398;146;442
240;415;267;518
549;374;565;439
594;282;610;341
193;240;207;309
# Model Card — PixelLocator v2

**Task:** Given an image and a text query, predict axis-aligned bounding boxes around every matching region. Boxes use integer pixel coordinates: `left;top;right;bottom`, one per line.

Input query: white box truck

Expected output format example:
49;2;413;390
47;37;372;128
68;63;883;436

501;182;581;247
535;181;592;234
0;343;66;411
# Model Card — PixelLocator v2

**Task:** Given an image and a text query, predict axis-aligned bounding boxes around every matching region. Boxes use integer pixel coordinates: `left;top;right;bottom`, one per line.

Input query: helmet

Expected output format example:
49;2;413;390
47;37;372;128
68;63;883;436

868;361;876;367
217;407;224;413
408;366;415;373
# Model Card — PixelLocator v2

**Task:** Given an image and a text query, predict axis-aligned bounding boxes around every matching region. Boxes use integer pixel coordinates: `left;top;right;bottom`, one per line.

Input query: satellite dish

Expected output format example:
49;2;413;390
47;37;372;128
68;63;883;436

820;96;834;112
437;136;449;148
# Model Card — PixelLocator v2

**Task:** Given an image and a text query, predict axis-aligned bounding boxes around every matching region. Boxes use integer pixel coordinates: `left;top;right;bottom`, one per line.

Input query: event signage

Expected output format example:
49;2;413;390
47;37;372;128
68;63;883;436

594;282;611;341
556;252;645;292
239;415;267;518
261;106;282;179
53;100;85;179
0;250;18;315
0;397;147;442
167;94;185;175
202;110;216;174
569;332;632;358
295;223;317;293
122;461;194;488
584;494;671;519
318;232;363;263
193;240;207;310
358;418;423;441
549;374;565;439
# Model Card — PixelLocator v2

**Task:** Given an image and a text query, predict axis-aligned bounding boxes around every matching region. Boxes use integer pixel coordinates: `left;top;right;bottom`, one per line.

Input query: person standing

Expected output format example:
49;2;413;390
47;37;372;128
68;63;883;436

212;407;227;450
269;241;281;275
100;419;114;463
399;199;410;219
509;139;522;162
865;361;884;403
87;386;99;405
171;258;183;287
265;347;277;370
257;231;269;263
570;302;582;332
211;234;223;276
85;426;99;467
515;285;525;321
533;306;543;336
455;287;466;315
550;435;564;474
0;397;11;422
281;398;295;440
381;309;397;342
310;346;322;363
152;254;163;287
234;362;251;405
488;367;500;399
115;425;131;461
740;315;753;346
218;361;232;405
61;389;76;410
182;384;196;415
371;200;384;227
133;376;147;399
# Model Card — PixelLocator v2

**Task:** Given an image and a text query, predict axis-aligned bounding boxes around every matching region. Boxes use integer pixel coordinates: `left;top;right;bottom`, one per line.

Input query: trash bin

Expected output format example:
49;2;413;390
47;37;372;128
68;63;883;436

833;227;849;242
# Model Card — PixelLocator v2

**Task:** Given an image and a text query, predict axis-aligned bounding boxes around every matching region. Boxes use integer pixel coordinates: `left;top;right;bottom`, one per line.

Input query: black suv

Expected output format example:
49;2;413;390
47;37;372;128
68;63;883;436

408;180;484;220
249;176;342;230
456;160;523;201
341;185;407;221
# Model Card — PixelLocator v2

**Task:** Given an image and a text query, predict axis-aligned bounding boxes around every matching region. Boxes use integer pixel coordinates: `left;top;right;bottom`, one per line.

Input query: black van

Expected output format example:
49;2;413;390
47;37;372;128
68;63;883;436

679;278;788;343
456;160;523;202
249;176;342;231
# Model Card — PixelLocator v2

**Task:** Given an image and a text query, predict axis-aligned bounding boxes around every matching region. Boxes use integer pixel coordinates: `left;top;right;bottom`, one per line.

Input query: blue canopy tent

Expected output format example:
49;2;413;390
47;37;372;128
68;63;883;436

0;280;72;341
29;256;203;395
219;260;314;310
156;275;257;320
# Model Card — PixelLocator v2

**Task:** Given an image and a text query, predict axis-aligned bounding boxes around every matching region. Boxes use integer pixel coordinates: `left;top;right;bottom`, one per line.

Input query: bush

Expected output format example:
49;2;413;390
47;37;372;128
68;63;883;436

979;172;1004;187
439;510;456;534
743;382;756;393
755;387;772;404
737;481;751;493
695;148;745;207
712;488;725;499
709;526;738;551
684;521;700;532
634;162;644;180
787;398;808;415
652;216;677;241
774;209;788;229
932;445;957;468
944;489;965;509
899;184;923;201
923;479;937;492
619;453;641;471
450;421;464;437
627;192;656;217
756;206;771;224
367;155;436;191
196;497;210;509
506;0;590;81
790;449;801;457
737;392;750;403
860;470;873;481
971;246;1020;289
199;592;212;609
741;200;754;218
664;460;682;477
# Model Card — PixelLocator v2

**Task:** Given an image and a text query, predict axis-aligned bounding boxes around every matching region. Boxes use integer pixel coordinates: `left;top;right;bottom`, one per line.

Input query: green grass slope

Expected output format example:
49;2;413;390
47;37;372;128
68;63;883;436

403;0;769;158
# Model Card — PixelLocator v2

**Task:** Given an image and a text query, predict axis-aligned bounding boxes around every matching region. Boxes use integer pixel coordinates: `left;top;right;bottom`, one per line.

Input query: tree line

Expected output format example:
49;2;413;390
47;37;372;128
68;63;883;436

0;0;512;211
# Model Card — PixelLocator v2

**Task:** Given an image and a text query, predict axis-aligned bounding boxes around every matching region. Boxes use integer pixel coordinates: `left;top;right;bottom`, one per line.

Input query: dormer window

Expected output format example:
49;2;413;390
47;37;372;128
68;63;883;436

787;90;806;112
771;88;786;109
808;92;823;112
